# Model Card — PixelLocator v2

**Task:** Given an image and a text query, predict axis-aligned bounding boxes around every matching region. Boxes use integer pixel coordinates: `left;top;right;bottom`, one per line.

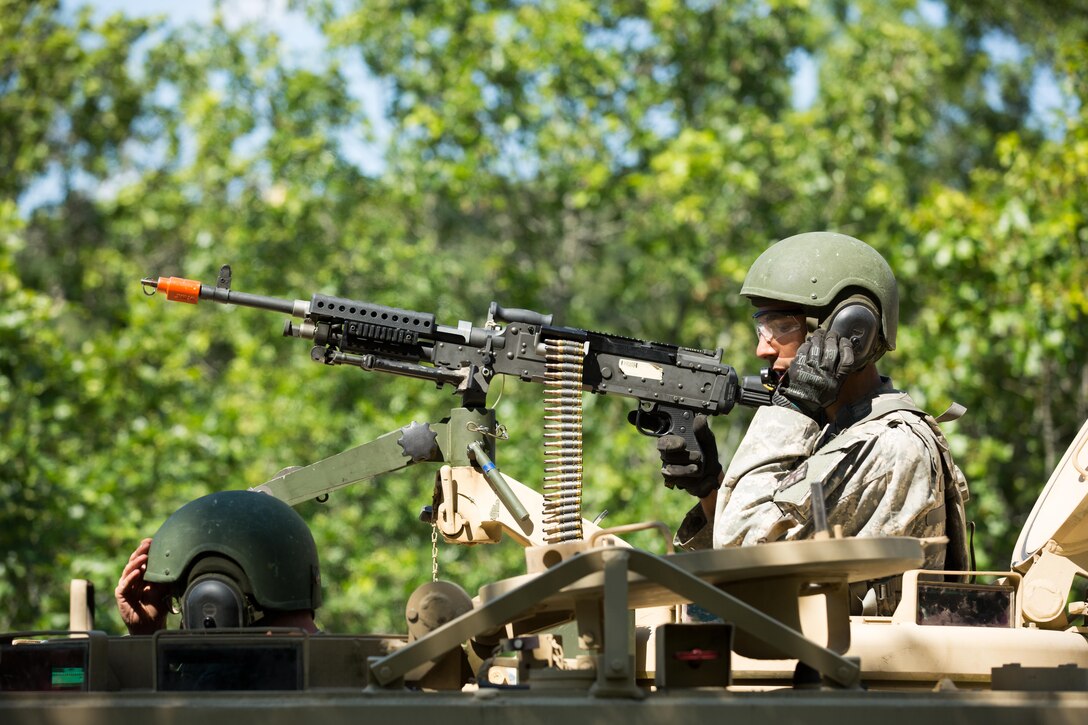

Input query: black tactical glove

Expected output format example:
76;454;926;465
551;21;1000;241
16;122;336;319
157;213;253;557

656;414;722;498
777;328;856;418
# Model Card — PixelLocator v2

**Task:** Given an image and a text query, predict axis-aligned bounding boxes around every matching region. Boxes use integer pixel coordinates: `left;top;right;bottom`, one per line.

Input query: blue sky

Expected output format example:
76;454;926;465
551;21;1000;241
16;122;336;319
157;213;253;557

25;0;1071;215
17;1;386;213
75;0;823;106
71;0;390;155
74;0;319;47
73;0;1070;127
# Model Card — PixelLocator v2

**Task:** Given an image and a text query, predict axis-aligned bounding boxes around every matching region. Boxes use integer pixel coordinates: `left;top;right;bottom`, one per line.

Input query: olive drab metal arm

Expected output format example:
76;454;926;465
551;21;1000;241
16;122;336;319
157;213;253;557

251;407;514;521
249;406;596;547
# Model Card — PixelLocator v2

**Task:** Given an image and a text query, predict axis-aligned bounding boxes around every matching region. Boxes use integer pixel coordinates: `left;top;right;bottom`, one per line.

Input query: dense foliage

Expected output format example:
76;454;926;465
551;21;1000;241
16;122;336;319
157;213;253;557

1;0;1085;633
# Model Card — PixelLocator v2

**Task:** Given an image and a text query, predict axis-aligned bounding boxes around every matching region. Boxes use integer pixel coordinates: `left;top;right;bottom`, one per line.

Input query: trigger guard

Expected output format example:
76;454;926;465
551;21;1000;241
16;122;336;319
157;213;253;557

627;408;672;437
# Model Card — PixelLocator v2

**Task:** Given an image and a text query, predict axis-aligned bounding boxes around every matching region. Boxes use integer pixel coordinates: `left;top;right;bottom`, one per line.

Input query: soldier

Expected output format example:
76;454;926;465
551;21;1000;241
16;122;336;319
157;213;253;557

659;232;969;575
114;489;321;634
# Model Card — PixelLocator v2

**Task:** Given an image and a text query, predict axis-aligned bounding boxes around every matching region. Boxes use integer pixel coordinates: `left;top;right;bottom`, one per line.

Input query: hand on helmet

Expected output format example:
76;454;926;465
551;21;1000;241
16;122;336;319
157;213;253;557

777;328;856;418
115;538;170;635
656;414;722;498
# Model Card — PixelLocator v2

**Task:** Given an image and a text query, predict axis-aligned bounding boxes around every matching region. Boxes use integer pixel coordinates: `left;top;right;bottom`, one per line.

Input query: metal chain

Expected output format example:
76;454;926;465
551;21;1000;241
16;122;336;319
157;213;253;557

431;522;439;582
466;422;509;440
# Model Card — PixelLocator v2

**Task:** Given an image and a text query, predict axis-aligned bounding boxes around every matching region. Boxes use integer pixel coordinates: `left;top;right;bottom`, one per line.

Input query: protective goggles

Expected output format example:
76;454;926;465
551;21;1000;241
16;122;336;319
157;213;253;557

753;310;805;342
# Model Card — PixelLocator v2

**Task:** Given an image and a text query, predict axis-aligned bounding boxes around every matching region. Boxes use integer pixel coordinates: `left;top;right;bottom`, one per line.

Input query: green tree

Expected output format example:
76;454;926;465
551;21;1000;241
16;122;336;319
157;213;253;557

903;113;1088;566
0;0;169;629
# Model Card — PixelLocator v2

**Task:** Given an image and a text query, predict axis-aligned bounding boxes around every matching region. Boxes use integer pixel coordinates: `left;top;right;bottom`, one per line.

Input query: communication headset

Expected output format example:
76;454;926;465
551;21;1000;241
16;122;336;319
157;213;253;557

180;556;257;629
758;292;883;389
823;293;883;368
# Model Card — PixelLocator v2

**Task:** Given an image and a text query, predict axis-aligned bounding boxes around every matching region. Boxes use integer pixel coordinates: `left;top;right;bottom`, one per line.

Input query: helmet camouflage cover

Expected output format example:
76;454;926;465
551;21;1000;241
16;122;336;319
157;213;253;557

740;231;899;350
144;489;321;612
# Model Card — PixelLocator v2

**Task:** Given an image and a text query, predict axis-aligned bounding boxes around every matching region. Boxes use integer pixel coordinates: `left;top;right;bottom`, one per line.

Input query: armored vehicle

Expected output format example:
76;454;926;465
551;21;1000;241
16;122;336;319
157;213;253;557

3;271;1088;722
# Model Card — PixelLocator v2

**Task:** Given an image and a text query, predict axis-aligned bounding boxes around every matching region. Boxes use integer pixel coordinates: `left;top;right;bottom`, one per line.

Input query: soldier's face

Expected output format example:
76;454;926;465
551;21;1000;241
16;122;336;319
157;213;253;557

753;306;807;374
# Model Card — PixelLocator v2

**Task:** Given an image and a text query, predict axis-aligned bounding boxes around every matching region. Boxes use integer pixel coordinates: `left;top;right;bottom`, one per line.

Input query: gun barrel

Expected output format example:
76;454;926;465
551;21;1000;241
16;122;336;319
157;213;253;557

141;276;306;317
202;287;302;316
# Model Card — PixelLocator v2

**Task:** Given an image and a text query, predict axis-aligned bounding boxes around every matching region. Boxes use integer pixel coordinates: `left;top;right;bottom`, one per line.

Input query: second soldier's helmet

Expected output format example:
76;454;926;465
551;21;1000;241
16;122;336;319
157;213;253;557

740;231;899;353
145;489;321;628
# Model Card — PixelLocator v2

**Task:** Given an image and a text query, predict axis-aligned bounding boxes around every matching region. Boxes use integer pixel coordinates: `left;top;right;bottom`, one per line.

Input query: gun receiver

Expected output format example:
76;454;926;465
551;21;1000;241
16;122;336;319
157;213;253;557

141;266;772;451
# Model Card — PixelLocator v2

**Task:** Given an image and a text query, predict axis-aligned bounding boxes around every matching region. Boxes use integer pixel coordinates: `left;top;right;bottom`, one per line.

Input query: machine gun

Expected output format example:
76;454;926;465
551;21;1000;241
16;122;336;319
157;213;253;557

141;265;771;545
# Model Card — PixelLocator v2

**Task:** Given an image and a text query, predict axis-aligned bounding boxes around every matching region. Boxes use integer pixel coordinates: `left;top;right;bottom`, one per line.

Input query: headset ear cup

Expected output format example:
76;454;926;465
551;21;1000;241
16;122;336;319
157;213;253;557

182;574;248;629
822;294;883;367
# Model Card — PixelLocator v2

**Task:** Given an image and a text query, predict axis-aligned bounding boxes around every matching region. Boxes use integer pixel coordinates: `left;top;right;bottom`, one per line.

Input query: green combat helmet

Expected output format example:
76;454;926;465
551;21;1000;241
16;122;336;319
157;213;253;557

740;231;899;357
144;490;321;627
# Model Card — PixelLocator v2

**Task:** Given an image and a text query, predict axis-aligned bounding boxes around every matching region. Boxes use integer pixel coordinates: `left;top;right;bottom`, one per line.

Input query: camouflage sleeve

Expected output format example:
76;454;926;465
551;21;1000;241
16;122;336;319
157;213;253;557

680;405;946;557
708;406;822;548
826;414;946;565
759;412;945;563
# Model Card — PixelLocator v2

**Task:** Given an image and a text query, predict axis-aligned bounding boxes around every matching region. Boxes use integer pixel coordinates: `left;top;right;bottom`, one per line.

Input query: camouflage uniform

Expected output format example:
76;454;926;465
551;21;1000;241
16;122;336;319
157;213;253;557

676;379;967;571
